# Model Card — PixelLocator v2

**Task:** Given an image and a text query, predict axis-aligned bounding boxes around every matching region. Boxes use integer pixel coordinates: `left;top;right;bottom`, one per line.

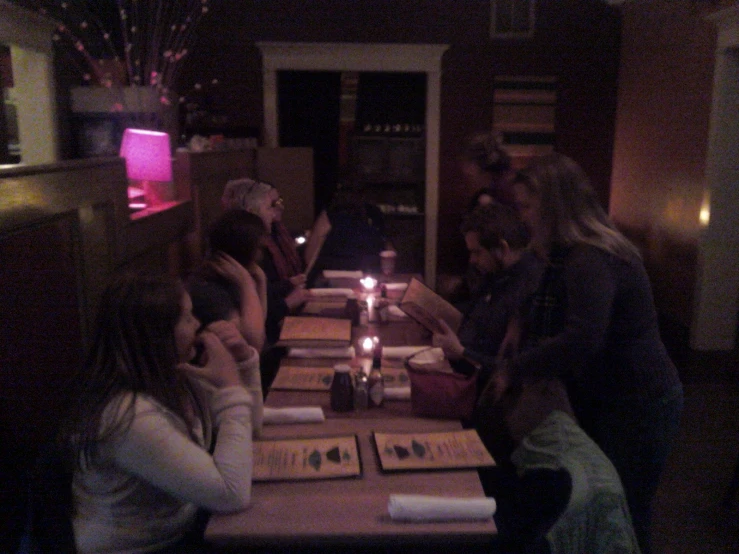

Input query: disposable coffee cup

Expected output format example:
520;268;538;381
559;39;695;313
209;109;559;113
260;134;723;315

380;250;397;276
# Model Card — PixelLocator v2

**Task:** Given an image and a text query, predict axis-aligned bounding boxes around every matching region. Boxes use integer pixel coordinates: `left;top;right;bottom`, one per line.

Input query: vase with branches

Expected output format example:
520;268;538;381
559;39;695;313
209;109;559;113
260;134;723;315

17;0;214;146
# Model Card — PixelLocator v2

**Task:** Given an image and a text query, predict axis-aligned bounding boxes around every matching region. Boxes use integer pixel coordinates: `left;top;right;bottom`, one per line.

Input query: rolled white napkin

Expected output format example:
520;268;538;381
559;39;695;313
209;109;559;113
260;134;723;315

383;386;411;400
382;346;438;359
287;346;356;359
323;270;363;279
387;494;497;522
308;288;355;298
387;305;409;318
384;282;409;291
263;406;326;425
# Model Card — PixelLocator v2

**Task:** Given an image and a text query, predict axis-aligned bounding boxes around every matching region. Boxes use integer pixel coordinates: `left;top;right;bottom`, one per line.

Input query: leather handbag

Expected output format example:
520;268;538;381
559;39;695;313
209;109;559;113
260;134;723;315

404;349;478;420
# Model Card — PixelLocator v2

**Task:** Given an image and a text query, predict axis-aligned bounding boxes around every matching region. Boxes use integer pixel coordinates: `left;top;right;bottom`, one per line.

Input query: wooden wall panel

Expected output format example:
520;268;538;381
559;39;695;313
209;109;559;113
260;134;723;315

0;213;83;449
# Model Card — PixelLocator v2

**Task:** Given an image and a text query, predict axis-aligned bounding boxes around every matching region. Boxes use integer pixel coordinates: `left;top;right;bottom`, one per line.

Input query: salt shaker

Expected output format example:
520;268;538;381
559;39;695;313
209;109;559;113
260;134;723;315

330;364;354;412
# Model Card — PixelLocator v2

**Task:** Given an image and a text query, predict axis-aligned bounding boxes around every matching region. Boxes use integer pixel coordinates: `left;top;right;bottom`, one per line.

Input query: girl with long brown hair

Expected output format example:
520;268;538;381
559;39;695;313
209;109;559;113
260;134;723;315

60;272;262;553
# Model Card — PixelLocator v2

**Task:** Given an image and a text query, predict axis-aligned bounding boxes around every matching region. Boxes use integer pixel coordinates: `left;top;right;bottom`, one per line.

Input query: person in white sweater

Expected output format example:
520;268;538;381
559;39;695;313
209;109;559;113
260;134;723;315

59;272;263;554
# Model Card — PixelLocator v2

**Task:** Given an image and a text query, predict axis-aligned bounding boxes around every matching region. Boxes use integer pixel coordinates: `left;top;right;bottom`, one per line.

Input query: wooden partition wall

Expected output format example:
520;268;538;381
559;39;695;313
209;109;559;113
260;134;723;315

0;158;194;547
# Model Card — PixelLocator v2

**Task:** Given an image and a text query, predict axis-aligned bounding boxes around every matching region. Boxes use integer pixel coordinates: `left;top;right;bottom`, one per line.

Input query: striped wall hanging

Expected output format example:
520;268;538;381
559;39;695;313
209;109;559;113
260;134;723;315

493;75;556;167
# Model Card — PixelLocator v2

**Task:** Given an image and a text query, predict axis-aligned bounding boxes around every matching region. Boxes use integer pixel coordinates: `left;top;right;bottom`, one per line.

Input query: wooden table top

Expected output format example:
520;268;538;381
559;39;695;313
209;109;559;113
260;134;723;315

205;417;497;549
205;274;497;550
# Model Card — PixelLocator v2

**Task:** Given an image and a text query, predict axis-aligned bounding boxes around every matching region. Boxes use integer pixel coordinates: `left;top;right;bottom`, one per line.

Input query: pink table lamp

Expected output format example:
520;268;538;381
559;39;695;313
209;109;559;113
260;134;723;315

119;128;172;209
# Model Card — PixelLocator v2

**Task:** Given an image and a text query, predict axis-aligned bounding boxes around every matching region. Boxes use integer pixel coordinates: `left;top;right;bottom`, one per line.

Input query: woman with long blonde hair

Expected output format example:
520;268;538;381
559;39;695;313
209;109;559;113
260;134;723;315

509;153;682;554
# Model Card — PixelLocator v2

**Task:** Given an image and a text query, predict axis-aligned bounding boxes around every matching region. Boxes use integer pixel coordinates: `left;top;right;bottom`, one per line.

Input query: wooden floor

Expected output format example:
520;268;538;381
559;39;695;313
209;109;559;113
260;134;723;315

651;344;739;553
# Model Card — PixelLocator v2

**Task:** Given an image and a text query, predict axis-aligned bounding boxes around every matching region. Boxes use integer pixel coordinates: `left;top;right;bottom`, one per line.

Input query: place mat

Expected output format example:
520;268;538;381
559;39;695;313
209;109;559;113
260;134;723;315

308;288;356;298
287;346;356;359
323;270;363;279
301;300;348;318
253;435;362;482
270;366;335;391
263;406;326;425
373;429;496;472
382;346;435;360
277;316;352;349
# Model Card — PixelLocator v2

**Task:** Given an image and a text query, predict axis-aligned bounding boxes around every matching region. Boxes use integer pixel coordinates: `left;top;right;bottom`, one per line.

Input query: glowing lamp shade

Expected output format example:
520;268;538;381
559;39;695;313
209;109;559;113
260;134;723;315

119;128;172;209
119;128;172;182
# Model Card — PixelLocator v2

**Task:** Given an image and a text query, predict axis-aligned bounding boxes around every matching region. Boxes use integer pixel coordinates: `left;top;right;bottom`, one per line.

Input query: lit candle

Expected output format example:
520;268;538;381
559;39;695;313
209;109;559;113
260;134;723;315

361;336;374;356
360;276;377;292
359;336;374;374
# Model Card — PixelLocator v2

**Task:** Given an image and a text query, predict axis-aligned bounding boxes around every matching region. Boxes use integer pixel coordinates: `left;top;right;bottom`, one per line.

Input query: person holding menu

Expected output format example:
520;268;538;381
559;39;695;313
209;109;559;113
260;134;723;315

432;202;543;385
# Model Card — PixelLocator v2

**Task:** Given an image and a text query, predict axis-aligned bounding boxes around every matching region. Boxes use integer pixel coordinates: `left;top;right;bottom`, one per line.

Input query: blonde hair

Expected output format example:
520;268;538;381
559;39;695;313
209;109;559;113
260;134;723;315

222;178;273;213
518;153;640;261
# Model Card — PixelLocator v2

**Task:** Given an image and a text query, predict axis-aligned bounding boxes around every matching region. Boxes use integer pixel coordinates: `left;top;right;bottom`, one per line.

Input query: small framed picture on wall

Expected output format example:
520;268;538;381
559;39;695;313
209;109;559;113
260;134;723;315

491;0;536;39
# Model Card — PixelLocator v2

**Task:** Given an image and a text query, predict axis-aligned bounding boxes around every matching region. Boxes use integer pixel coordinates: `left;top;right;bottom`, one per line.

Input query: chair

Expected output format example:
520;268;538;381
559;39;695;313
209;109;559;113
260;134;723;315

722;447;739;508
21;441;77;554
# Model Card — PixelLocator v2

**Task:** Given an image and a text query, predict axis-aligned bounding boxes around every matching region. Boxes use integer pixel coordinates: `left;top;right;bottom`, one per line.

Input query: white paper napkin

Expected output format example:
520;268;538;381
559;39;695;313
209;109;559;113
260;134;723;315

387;494;497;522
308;288;355;298
384;282;409;291
382;346;438;359
383;386;411;400
387;305;409;318
263;407;326;425
323;270;363;279
287;346;356;359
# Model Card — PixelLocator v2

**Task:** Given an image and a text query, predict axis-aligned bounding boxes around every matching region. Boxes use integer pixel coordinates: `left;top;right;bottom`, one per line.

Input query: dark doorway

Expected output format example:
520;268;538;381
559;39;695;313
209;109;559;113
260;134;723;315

278;71;341;215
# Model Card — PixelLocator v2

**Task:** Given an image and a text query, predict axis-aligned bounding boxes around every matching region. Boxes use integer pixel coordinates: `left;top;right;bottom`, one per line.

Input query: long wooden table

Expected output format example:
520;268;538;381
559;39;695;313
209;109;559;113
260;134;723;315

205;418;497;551
204;275;498;552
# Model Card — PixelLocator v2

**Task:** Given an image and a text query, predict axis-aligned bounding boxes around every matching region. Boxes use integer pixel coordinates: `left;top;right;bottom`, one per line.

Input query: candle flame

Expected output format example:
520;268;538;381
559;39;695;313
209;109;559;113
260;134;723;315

360;276;377;290
362;337;374;353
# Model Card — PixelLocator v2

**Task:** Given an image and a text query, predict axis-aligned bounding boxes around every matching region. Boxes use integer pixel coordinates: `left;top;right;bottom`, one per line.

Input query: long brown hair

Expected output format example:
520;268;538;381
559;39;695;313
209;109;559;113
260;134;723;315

61;272;197;468
518;153;640;261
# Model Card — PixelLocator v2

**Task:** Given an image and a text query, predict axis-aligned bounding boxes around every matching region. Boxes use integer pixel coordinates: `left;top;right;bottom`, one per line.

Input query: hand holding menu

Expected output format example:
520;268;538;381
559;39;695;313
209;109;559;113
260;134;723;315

399;278;463;335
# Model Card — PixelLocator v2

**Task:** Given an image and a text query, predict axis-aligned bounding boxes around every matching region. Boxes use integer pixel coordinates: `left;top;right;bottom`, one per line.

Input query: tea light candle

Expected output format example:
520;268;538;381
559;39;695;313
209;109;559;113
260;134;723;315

361;336;375;356
359;336;375;374
360;276;377;292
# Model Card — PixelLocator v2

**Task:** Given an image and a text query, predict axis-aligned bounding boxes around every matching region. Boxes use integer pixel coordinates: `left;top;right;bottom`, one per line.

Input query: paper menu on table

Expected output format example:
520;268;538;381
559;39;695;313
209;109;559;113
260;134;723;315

277;316;352;348
253;435;361;481
270;365;335;391
373;429;495;472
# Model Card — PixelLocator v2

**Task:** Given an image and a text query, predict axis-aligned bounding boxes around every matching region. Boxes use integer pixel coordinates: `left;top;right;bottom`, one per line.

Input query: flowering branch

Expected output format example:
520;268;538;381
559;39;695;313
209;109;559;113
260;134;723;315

26;0;210;109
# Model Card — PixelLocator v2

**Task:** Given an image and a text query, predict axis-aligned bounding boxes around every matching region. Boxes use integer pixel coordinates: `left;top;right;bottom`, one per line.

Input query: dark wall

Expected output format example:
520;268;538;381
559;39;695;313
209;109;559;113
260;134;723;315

178;0;621;274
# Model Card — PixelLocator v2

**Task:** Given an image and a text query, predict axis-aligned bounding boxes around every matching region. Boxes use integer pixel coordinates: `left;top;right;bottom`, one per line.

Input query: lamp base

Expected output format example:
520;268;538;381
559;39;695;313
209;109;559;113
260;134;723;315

143;180;176;207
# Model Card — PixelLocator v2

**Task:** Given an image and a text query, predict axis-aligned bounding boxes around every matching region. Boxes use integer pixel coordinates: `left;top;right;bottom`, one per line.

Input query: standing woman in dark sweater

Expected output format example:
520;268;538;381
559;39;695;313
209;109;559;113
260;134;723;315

508;153;682;554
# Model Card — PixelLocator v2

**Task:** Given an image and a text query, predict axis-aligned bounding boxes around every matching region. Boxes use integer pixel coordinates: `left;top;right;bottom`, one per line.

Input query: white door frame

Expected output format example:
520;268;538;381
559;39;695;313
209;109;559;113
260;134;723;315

692;5;739;349
257;42;448;287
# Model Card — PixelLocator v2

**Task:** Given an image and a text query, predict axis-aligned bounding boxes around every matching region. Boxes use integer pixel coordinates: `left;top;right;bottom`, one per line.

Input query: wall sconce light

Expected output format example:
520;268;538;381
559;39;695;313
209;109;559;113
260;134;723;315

119;128;173;211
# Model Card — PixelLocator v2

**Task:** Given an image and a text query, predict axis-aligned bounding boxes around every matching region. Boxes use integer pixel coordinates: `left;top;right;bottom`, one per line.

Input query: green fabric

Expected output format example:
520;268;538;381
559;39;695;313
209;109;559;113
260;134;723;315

511;411;641;554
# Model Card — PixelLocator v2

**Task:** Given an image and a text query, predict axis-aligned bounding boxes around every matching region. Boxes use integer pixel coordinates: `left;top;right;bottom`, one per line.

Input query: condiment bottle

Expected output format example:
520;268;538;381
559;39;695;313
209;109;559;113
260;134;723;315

330;364;354;412
378;284;389;324
367;347;384;408
354;372;369;411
